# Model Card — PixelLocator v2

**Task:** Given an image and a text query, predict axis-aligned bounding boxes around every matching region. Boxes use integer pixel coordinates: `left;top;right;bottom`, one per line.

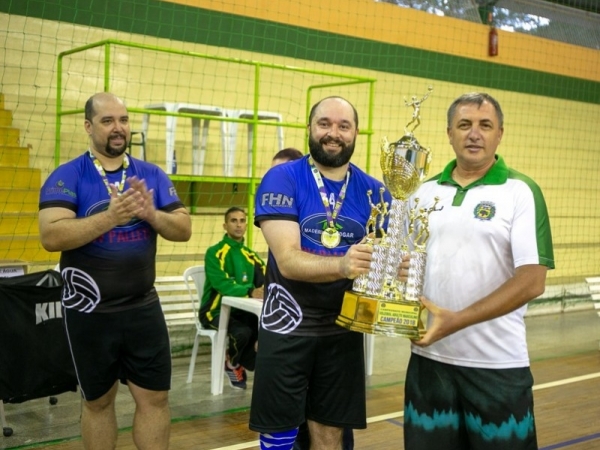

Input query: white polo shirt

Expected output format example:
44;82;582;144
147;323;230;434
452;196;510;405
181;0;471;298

410;155;554;369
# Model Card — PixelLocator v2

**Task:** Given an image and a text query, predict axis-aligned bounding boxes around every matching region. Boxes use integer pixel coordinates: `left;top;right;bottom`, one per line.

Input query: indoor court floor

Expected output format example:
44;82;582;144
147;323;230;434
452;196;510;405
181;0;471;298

2;308;600;450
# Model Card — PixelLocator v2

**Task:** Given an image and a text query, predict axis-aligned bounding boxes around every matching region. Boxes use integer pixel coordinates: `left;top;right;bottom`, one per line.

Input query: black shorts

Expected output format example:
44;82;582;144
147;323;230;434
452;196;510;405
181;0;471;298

64;301;171;401
249;328;366;433
404;353;537;450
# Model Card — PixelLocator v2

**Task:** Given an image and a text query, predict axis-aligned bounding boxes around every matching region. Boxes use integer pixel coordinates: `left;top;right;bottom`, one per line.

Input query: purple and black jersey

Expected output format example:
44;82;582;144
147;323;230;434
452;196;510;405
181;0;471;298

255;155;391;336
39;152;184;313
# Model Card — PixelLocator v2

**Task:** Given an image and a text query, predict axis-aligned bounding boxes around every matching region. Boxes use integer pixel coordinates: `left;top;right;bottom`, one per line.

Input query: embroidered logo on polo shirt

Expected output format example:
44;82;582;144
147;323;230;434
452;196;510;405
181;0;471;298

473;201;496;221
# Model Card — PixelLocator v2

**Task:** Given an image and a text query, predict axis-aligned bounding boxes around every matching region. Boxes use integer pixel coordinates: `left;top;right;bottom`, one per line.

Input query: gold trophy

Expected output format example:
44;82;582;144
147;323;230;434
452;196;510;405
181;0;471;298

336;87;439;338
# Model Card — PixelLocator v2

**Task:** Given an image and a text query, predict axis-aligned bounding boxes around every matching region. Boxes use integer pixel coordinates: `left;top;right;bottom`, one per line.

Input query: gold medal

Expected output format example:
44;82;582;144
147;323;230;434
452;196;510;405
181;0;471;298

307;157;349;251
321;227;341;249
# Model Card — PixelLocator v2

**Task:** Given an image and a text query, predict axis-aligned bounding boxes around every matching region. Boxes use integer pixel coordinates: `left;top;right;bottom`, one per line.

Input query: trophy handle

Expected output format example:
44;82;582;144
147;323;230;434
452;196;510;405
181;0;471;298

424;149;432;178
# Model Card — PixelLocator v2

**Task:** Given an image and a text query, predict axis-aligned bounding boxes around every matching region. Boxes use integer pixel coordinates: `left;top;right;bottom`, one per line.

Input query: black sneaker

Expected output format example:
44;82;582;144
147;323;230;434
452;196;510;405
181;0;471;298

224;362;247;390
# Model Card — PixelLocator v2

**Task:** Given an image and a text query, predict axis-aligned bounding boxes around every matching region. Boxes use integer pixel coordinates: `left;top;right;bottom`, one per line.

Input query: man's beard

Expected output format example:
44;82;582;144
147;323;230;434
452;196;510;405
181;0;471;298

308;134;355;168
104;134;128;157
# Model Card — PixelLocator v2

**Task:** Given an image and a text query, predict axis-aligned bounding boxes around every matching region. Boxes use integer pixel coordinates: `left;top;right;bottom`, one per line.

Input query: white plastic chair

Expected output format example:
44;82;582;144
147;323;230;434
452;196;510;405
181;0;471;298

183;265;218;384
225;109;284;176
141;103;228;175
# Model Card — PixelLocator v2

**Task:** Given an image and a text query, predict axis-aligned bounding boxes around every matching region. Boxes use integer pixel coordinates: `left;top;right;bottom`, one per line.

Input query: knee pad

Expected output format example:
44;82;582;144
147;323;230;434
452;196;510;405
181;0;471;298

260;428;299;450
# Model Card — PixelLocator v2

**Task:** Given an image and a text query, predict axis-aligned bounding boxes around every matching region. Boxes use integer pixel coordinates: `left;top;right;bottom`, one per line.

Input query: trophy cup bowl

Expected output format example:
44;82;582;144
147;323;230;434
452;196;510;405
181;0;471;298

382;135;431;199
336;87;435;339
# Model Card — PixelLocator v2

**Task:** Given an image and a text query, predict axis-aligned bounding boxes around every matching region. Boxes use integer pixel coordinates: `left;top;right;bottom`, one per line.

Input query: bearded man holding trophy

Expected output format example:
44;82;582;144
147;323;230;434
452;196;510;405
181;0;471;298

251;96;392;450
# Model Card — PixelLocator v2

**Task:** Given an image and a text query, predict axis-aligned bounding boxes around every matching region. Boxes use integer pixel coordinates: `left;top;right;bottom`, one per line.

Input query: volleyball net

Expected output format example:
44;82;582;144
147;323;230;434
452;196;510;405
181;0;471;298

0;0;599;351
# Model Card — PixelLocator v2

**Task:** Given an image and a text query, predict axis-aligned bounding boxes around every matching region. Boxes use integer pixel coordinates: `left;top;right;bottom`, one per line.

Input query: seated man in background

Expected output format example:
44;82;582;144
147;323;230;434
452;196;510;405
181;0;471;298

200;206;266;390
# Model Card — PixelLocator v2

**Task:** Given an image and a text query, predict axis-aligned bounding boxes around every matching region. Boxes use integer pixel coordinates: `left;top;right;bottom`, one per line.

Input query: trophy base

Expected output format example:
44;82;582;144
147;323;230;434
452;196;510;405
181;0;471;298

336;290;425;339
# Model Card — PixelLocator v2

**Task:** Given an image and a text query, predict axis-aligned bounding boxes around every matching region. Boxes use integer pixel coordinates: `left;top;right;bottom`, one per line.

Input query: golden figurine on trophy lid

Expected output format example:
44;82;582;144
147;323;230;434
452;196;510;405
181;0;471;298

336;86;441;339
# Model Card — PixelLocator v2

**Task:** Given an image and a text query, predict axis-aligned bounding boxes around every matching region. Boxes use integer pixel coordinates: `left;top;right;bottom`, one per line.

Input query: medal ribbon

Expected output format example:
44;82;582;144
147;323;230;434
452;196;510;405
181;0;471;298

89;150;129;196
308;156;350;231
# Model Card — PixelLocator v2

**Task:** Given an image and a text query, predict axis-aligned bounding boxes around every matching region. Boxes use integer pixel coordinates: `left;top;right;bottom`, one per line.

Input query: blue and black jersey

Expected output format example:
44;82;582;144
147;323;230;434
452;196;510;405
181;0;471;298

39;152;184;313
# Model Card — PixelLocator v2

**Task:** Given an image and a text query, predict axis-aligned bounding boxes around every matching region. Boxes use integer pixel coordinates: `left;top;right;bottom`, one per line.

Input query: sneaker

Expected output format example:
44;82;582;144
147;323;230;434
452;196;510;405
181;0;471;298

224;362;247;390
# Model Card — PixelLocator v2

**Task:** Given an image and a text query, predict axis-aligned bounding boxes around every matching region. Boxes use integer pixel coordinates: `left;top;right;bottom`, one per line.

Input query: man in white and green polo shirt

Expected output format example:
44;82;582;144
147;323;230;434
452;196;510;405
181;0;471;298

404;92;554;450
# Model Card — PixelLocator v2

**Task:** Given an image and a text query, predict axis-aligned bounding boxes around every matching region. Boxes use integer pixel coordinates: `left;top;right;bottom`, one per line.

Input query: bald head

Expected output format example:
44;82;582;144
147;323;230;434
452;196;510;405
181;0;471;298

85;93;126;123
308;96;358;129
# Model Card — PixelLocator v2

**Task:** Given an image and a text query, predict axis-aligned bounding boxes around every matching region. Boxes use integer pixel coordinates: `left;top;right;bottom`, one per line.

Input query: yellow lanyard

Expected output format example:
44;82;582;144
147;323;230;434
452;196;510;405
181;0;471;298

88;150;129;196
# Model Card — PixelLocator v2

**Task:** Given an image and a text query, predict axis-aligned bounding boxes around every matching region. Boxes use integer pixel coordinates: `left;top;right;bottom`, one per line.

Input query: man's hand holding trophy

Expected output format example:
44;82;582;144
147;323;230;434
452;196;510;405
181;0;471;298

336;86;441;339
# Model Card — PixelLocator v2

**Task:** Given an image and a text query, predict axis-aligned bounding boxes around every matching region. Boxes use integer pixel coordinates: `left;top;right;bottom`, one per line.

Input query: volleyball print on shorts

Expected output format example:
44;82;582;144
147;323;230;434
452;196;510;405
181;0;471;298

61;267;101;313
261;283;303;334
